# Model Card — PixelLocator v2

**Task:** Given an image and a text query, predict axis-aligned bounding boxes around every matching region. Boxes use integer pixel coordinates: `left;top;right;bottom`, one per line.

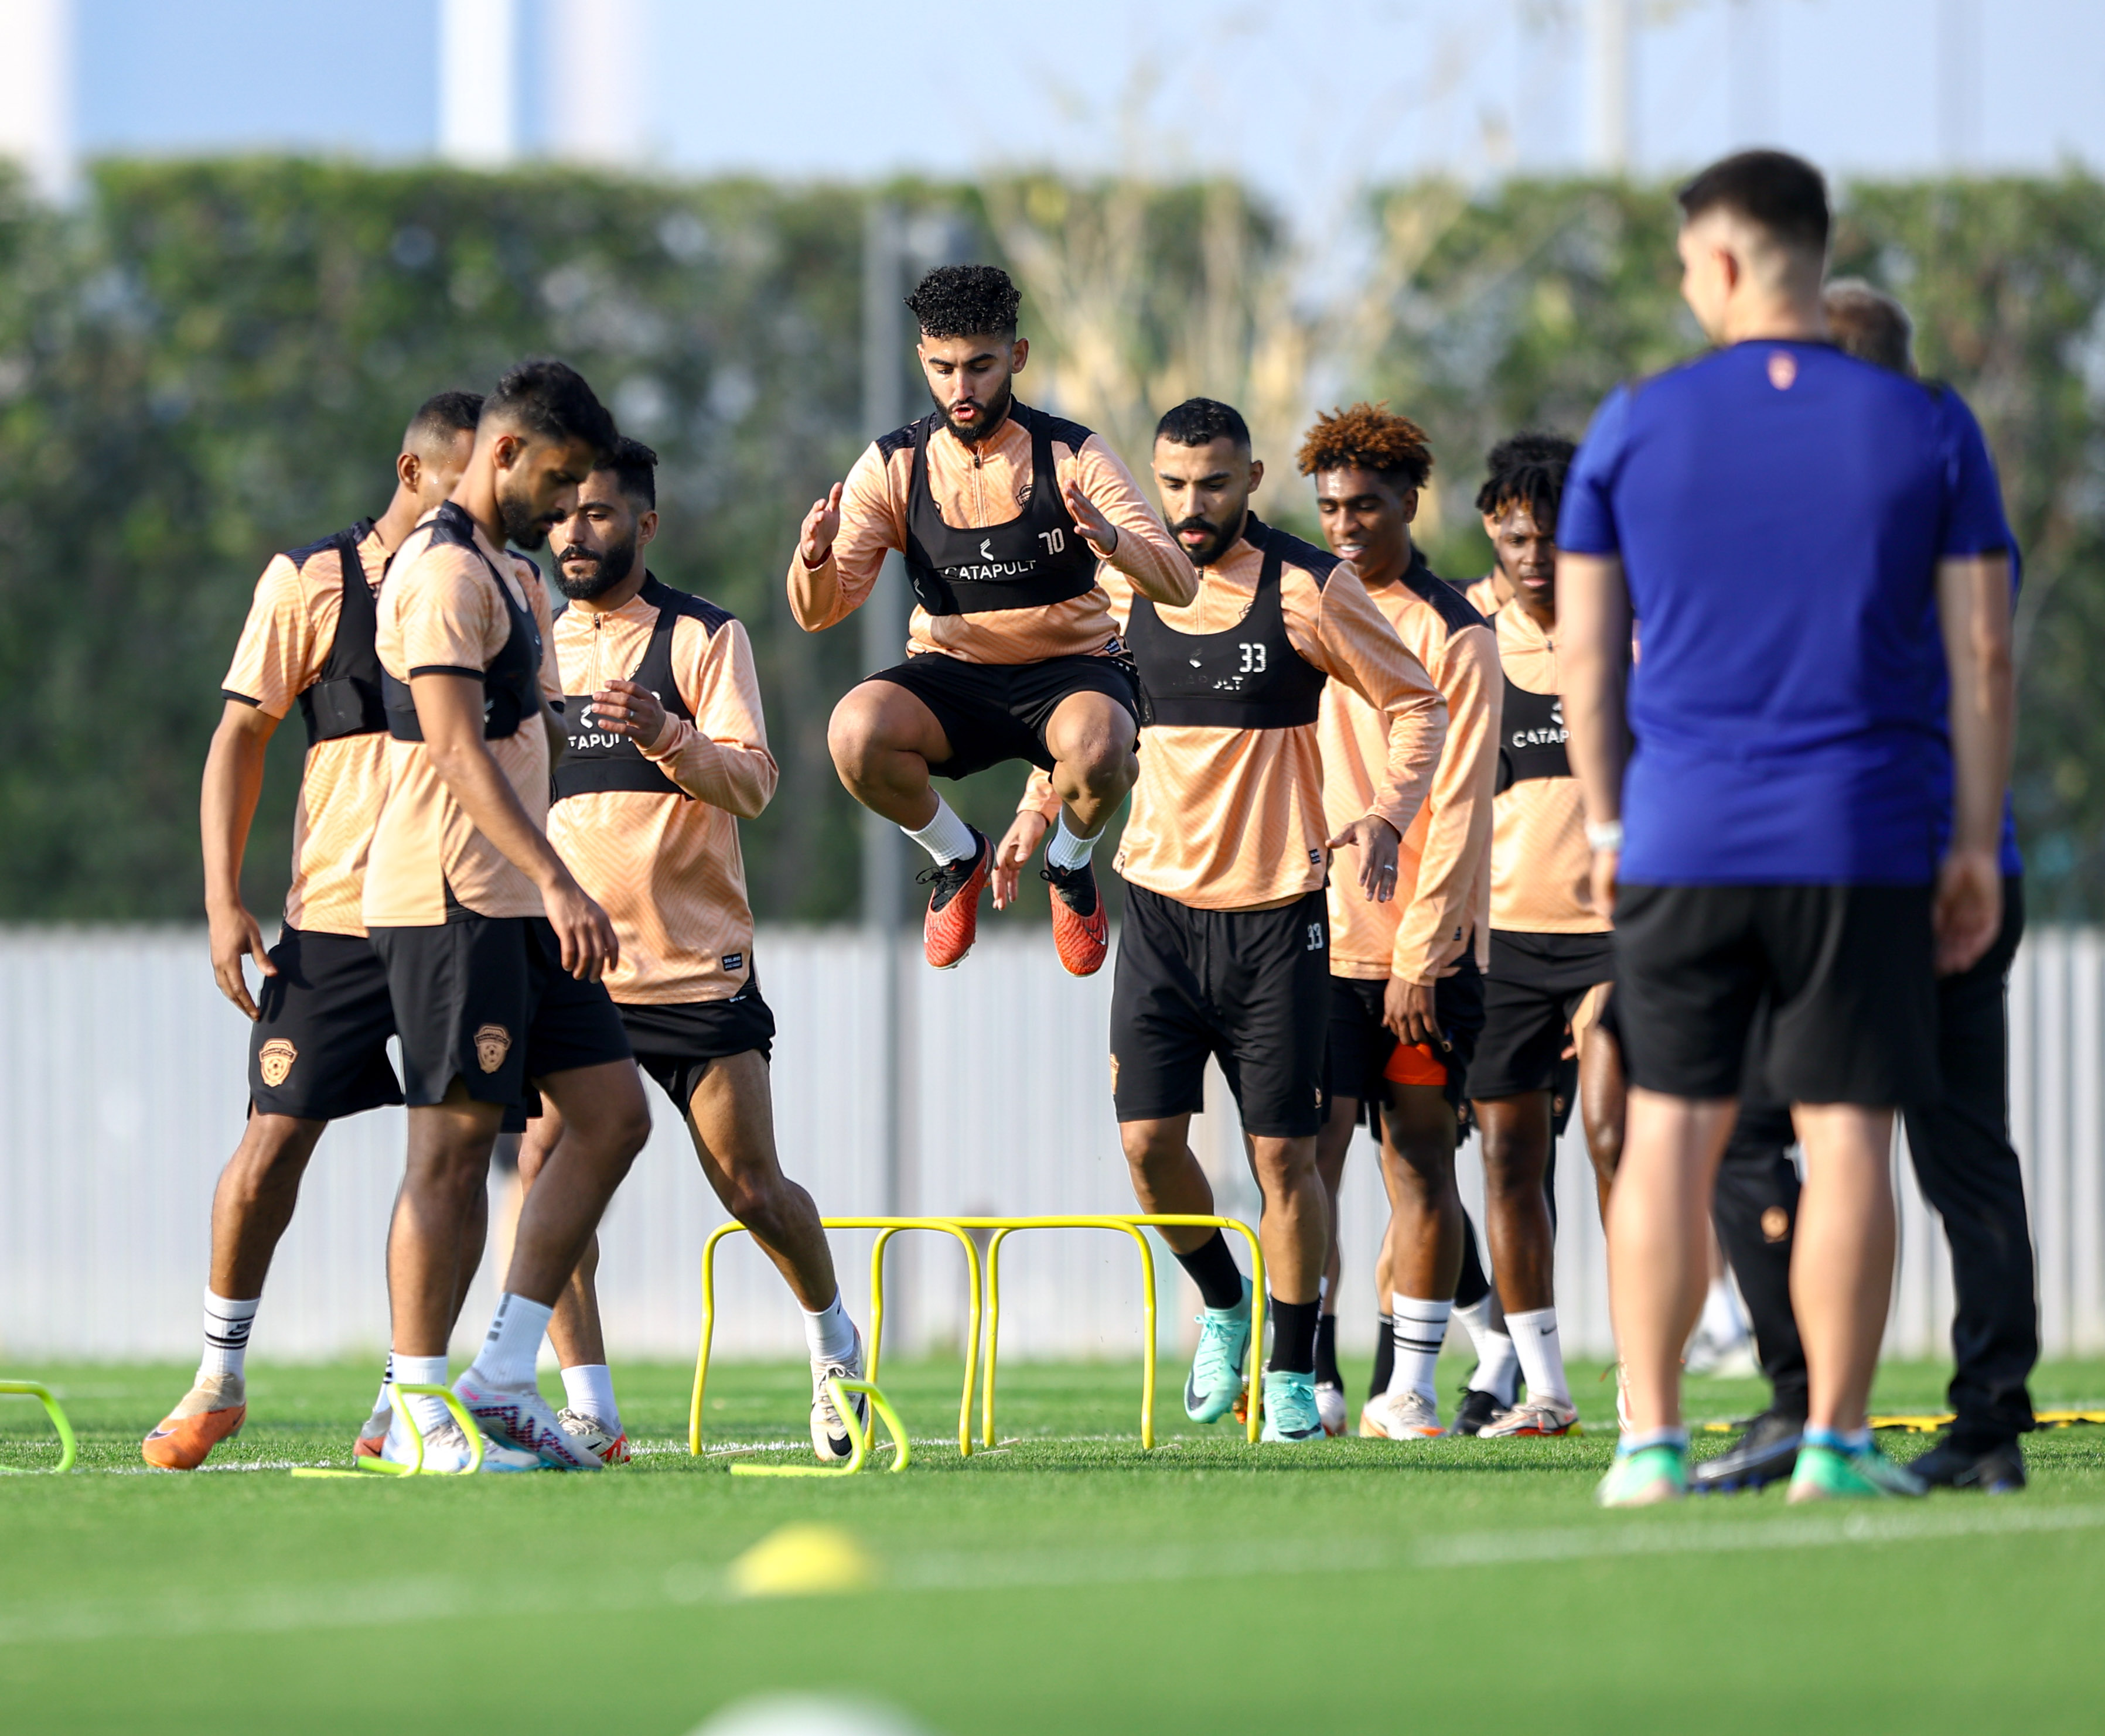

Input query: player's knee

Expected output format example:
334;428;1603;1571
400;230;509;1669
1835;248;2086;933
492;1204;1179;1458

825;692;886;782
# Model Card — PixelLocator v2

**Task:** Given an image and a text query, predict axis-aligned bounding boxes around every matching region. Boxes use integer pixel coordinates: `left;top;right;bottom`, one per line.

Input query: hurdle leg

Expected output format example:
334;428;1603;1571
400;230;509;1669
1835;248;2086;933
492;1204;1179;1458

982;1228;1012;1447
939;1224;982;1457
867;1226;898;1389
690;1221;748;1455
1114;1226;1158;1451
0;1380;76;1475
1224;1220;1268;1443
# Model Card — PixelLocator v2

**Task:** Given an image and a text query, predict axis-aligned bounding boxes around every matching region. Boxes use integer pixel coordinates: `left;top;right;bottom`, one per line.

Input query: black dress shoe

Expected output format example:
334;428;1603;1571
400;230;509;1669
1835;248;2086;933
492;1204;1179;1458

1908;1435;2026;1492
1690;1410;1803;1493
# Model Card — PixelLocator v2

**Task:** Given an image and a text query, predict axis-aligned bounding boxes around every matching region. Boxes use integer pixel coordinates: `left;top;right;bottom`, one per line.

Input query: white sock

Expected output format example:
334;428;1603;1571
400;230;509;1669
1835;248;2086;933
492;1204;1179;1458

1698;1274;1749;1345
1045;816;1102;873
199;1291;258;1381
803;1291;858;1365
1507;1304;1571;1406
1387;1294;1451;1403
366;1352;397;1425
468;1292;555;1392
903;795;976;865
389;1352;449;1438
1455;1294;1520;1405
561;1363;620;1429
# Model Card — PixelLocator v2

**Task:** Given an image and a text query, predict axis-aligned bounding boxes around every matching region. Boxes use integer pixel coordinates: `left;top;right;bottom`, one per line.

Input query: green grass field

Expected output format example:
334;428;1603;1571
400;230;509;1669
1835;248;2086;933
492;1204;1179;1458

4;1354;2103;1732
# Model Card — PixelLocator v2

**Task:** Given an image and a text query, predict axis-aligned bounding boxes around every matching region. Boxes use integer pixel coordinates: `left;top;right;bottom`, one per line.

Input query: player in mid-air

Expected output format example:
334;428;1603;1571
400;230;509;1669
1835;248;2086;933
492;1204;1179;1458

790;264;1189;973
514;436;869;1466
1561;152;2014;1505
1291;404;1501;1443
997;397;1446;1441
142;391;483;1470
364;359;653;1472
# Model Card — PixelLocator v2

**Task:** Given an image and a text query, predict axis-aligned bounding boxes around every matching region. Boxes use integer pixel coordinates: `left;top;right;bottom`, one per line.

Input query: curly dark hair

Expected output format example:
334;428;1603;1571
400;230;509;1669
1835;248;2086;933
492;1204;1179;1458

1155;397;1250;450
485;358;617;462
1295;402;1434;490
905;264;1021;339
601;435;659;510
1473;432;1575;528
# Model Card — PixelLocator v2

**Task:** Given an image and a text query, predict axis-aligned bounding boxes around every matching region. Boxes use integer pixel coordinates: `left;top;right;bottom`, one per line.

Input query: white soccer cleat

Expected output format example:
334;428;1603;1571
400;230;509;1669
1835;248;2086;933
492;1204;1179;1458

810;1326;869;1462
1478;1397;1581;1437
452;1372;603;1471
1314;1379;1349;1439
1359;1389;1443;1440
557;1407;630;1466
380;1410;540;1474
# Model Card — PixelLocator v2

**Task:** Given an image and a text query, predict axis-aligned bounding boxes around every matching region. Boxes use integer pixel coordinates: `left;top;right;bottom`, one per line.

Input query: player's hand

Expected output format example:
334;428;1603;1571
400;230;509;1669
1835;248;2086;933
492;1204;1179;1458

589;678;670;750
1933;845;2001;975
1327;814;1401;901
799;483;844;568
1384;976;1445;1048
1589;847;1619;925
1061;479;1120;557
208;902;274;1020
993;811;1050;910
542;876;620;982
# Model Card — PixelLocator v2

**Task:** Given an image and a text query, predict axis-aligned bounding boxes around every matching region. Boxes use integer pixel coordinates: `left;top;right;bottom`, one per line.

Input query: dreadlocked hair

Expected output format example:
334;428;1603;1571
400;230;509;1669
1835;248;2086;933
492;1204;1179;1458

1475;432;1576;528
1296;402;1434;491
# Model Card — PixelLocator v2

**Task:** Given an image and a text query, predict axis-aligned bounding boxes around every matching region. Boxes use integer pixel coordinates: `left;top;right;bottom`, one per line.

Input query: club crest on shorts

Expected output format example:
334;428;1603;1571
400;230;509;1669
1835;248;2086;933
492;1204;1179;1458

474;1023;513;1074
258;1038;297;1088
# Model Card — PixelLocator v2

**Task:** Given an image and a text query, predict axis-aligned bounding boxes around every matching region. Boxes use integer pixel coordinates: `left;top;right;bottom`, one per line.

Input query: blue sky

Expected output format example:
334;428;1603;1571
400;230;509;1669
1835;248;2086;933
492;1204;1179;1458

71;0;2105;210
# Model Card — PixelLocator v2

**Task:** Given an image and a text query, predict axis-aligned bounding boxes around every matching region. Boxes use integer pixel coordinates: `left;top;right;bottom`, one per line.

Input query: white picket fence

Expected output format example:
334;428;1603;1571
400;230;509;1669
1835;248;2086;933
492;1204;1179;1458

0;924;2098;1366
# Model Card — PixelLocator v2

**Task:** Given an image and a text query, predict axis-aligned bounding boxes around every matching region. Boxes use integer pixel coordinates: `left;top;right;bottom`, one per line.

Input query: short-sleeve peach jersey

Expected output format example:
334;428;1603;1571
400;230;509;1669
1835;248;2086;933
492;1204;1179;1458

362;508;562;929
1489;600;1606;935
220;522;392;937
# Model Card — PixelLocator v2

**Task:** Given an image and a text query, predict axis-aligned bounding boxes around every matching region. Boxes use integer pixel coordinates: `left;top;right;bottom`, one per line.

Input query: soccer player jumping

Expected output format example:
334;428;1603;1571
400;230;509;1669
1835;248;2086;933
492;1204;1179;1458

791;264;1190;973
1560;152;2014;1506
998;398;1446;1441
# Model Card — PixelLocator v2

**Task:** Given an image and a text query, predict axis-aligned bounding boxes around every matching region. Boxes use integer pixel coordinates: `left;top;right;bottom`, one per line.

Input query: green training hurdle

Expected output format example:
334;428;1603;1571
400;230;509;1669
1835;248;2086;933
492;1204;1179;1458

691;1217;983;1457
290;1383;485;1478
728;1378;911;1478
0;1379;77;1474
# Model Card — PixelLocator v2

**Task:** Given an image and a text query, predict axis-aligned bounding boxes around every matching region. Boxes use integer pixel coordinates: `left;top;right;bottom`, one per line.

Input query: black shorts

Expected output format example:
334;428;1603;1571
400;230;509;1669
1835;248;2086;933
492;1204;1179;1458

619;987;776;1112
1110;884;1329;1138
1469;930;1616;1101
1323;955;1486;1119
870;651;1141;780
1612;882;1937;1106
370;914;633;1110
248;927;404;1122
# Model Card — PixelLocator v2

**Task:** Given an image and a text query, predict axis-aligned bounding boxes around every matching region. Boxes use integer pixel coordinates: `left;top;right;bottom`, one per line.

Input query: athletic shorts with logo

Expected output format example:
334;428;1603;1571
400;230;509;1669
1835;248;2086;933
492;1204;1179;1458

248;927;405;1122
1324;953;1486;1120
1469;930;1615;1101
1109;884;1329;1138
619;986;776;1112
871;651;1141;780
370;913;632;1110
1612;882;1937;1105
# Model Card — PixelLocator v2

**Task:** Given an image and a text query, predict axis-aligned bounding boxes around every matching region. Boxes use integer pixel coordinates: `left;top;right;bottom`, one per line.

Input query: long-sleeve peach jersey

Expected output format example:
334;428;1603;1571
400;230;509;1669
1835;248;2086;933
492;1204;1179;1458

1023;514;1446;911
547;577;777;1005
220;521;392;937
1490;600;1606;934
363;509;562;929
1321;555;1499;983
787;401;1193;664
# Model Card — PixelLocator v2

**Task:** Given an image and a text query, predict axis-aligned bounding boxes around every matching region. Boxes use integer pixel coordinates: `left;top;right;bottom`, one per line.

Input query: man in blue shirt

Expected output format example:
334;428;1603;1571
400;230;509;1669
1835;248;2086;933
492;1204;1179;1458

1557;150;2015;1506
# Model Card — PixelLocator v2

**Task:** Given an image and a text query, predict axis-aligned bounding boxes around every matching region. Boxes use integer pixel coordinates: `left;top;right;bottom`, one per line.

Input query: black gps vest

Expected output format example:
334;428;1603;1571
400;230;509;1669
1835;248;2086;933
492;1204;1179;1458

551;575;729;802
1496;657;1571;795
1125;514;1329;730
381;501;543;743
289;521;388;748
892;402;1101;616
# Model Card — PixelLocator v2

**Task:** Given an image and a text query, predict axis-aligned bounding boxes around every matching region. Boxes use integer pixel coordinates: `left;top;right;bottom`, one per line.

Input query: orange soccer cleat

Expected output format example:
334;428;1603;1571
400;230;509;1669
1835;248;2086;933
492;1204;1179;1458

918;828;992;969
141;1373;248;1470
1042;860;1109;976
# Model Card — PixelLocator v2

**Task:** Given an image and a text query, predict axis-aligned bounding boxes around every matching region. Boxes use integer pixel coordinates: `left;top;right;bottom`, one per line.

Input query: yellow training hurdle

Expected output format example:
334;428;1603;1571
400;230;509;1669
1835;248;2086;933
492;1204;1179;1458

691;1217;983;1457
690;1212;1267;1458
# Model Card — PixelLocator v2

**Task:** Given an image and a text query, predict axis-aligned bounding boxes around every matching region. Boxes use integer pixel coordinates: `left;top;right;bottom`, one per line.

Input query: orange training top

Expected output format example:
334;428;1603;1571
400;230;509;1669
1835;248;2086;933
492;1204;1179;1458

1023;514;1446;911
1489;599;1606;934
1321;555;1499;983
220;522;393;937
363;511;561;929
548;580;777;1005
1463;573;1503;617
788;401;1193;664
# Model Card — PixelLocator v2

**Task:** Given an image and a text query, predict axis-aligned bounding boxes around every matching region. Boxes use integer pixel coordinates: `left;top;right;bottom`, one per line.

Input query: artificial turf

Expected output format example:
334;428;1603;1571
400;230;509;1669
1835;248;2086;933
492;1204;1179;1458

4;1354;2103;1732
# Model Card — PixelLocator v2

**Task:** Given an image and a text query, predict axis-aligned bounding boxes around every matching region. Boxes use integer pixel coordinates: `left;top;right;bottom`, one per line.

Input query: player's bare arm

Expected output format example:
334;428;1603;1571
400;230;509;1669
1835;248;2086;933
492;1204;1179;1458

1554;549;1633;919
200;698;281;1018
1325;812;1401;901
1934;549;2014;974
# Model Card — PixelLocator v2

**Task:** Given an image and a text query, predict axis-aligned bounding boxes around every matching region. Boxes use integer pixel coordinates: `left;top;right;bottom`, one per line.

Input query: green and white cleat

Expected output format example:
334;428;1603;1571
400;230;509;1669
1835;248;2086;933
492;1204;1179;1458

1596;1443;1688;1507
1183;1279;1251;1424
1260;1370;1327;1443
1787;1441;1927;1502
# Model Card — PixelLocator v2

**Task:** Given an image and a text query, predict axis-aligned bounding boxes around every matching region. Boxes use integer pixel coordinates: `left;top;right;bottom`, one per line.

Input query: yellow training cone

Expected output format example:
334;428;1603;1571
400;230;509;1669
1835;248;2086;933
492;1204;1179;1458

728;1525;876;1598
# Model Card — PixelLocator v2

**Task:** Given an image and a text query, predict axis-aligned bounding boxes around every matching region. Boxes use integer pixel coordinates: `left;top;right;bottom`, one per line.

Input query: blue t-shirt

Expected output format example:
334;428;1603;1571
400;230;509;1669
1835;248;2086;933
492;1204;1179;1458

1560;341;2011;885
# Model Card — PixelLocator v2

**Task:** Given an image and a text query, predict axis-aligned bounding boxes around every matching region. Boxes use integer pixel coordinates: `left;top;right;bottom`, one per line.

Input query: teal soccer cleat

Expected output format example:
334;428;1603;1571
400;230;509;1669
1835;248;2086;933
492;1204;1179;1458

1260;1369;1328;1443
1183;1279;1251;1423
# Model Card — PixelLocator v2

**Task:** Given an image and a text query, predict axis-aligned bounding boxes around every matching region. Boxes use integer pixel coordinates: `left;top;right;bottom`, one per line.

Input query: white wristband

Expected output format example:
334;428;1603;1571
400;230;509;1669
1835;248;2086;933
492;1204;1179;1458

1586;820;1625;853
